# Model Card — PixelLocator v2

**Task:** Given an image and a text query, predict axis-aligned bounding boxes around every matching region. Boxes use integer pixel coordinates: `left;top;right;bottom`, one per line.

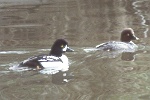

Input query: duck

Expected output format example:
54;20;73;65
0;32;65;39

96;28;139;52
11;39;74;72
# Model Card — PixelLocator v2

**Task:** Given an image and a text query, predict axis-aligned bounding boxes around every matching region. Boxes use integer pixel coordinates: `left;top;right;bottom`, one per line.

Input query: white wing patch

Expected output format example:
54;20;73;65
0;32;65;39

38;56;62;62
38;55;69;72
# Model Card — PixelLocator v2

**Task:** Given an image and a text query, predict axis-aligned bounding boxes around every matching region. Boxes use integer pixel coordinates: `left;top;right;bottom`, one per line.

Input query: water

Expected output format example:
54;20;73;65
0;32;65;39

0;0;150;100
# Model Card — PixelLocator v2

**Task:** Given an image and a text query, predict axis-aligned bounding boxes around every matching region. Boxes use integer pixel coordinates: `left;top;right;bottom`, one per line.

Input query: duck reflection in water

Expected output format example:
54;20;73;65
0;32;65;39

52;71;74;85
121;52;136;61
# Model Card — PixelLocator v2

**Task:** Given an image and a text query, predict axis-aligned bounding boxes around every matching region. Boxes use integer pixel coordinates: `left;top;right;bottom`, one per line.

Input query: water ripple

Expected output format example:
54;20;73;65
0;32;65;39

132;0;149;38
0;51;29;54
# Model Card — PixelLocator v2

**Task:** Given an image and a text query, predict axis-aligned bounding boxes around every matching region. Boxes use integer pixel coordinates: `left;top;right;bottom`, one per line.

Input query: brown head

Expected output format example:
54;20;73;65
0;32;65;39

120;28;139;42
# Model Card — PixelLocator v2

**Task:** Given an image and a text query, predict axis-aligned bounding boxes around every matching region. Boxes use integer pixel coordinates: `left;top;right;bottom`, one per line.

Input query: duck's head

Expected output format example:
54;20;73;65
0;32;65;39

120;28;139;42
50;39;74;57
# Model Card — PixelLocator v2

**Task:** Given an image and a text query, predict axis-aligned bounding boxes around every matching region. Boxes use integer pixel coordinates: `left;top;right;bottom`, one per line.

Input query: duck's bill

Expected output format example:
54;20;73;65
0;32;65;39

66;47;74;52
133;36;139;40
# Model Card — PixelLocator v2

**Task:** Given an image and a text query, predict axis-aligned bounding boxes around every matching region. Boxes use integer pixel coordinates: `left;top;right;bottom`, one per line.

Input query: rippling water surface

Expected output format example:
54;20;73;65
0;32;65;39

0;0;150;100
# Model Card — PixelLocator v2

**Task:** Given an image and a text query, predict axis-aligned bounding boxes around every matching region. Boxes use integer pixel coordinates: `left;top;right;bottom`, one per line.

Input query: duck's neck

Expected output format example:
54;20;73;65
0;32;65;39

49;49;62;57
121;40;131;43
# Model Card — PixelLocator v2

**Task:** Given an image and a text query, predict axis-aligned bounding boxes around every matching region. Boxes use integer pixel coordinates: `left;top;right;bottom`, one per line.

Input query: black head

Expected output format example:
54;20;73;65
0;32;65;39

49;39;74;57
120;28;139;42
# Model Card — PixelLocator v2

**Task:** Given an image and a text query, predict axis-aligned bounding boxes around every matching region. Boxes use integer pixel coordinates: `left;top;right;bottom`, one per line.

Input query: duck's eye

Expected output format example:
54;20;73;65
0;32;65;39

61;45;64;48
127;33;130;36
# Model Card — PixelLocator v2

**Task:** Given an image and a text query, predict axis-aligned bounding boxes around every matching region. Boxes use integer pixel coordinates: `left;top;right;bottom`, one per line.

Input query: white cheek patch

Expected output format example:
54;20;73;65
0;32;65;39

62;45;68;51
